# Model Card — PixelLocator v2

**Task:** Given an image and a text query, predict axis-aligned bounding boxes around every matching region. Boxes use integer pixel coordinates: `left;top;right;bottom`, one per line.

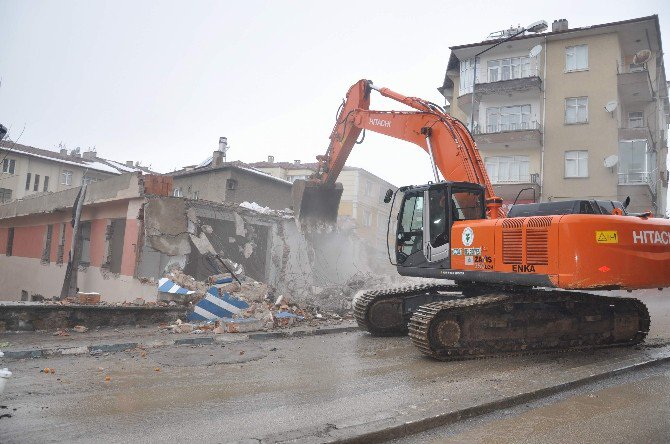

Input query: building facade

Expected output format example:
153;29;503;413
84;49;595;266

249;158;398;253
169;150;293;211
439;15;669;215
0;140;147;203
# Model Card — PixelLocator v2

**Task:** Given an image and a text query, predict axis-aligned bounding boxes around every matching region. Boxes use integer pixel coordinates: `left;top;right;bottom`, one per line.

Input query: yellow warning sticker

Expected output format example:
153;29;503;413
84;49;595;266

595;231;618;244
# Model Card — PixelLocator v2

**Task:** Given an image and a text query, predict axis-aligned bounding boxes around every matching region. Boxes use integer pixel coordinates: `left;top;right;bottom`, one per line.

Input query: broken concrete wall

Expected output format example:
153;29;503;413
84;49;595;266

136;197;393;312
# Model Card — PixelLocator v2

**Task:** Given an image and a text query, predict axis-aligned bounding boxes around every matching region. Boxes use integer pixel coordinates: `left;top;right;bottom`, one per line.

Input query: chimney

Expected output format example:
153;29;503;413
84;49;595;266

70;148;81;157
218;137;228;153
212;150;224;167
294;159;301;165
82;149;96;160
60;148;68;156
125;161;134;167
552;19;568;32
268;155;275;163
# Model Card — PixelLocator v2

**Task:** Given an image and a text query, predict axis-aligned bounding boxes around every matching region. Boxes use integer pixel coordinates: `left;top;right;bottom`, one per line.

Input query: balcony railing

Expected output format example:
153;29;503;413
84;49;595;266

474;120;541;135
618;171;654;185
459;61;542;96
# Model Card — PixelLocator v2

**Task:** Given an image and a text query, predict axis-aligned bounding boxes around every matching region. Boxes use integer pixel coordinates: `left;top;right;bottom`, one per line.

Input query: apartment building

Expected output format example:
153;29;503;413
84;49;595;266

439;15;669;215
249;158;398;252
0;140;147;203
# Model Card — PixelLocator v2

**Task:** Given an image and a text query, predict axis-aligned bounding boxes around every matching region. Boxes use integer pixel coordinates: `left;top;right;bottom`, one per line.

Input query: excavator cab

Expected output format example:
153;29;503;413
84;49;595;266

395;182;486;268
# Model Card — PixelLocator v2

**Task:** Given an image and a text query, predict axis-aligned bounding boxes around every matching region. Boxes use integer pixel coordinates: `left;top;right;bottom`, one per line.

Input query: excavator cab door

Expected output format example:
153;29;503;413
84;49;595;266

424;185;451;263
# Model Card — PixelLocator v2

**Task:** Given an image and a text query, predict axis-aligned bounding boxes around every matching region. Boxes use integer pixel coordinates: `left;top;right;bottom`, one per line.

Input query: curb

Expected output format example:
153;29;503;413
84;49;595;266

258;352;670;444
1;325;361;360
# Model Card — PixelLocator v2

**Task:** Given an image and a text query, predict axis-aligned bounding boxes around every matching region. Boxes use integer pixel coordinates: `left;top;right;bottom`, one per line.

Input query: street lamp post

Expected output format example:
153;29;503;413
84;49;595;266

468;20;548;133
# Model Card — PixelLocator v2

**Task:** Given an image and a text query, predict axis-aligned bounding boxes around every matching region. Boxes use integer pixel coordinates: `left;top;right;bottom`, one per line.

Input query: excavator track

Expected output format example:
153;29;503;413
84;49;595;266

353;283;463;336
408;290;650;361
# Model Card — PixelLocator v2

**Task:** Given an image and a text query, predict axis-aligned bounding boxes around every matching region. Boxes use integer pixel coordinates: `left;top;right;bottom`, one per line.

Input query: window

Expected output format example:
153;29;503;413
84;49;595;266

451;189;485;221
25;173;31;190
61;170;72;185
628;112;644;128
619;139;653;184
42;224;54;264
173;187;183;197
629;63;645;73
565;150;589;178
226;179;237;190
486;105;532;132
0;188;11;203
566;45;588;71
565;97;588;124
397;192;424;261
459;57;477;95
362;209;372;227
485;156;530;183
56;223;66;265
193;191;199;200
33;174;40;191
288;175;308;183
79;221;91;265
82;175;95;185
2;159;15;174
43;176;49;192
377;213;386;232
487;56;531;82
365;181;374;197
6;227;14;256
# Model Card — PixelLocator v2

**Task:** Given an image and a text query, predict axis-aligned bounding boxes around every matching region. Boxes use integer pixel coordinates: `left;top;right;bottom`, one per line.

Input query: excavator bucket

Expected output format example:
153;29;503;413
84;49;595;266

291;179;343;225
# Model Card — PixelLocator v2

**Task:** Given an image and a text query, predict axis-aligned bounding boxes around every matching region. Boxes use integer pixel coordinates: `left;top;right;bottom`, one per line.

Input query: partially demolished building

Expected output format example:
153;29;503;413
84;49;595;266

0;172;383;310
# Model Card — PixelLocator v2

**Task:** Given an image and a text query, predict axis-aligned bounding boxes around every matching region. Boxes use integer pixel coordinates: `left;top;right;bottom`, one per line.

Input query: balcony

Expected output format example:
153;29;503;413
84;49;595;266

618;125;654;145
617;66;654;103
473;121;542;150
458;72;542;110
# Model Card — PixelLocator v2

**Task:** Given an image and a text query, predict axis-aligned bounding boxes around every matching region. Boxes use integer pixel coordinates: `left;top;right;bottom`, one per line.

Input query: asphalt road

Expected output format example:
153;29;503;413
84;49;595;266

1;288;669;443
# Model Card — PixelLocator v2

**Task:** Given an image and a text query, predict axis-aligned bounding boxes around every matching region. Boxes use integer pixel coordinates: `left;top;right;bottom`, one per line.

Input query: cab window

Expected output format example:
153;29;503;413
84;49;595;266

451;189;485;221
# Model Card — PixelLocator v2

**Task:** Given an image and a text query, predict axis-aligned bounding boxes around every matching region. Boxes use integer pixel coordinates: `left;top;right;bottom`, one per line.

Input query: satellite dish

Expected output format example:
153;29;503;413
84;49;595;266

604;155;619;168
633;49;652;65
604;101;618;113
529;45;542;57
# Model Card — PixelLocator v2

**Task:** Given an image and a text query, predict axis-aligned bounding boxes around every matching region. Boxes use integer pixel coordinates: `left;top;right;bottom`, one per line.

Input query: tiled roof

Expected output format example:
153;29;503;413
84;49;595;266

0;140;152;175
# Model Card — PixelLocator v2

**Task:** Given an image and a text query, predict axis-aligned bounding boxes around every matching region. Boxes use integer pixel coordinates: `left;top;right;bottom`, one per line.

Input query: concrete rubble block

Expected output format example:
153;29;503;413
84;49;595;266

77;292;101;305
224;318;265;333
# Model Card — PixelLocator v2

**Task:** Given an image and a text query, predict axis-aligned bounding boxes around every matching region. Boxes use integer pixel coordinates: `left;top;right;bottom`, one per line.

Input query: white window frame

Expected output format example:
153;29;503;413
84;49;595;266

377;213;386;232
565;150;589;178
364;180;374;197
173;187;183;197
61;170;73;186
486;56;531;83
2;158;15;174
565;45;588;72
485;104;532;132
484;155;530;184
362;209;372;227
628;112;644;128
565;97;588;124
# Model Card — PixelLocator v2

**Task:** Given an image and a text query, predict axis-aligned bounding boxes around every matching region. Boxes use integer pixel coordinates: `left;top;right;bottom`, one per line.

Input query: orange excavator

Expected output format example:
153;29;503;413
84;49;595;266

292;79;670;360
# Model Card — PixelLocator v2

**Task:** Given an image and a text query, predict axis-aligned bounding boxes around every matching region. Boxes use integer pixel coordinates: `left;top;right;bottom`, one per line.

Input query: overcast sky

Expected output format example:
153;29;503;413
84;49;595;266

0;0;668;194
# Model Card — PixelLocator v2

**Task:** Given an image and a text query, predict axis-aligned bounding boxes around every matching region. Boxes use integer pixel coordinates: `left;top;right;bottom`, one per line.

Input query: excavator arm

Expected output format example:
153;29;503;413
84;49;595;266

293;79;503;223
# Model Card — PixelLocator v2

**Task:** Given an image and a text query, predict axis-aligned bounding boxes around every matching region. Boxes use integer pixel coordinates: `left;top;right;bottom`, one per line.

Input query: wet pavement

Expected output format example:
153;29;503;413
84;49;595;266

400;363;670;444
0;288;668;443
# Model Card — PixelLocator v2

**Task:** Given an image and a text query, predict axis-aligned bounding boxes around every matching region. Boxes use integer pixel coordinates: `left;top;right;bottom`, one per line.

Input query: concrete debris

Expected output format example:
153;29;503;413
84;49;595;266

73;325;88;333
0;368;12;395
77;292;101;304
133;298;146;306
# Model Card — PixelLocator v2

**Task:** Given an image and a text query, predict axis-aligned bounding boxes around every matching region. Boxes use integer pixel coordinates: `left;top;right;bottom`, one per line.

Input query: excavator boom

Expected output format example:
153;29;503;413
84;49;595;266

293;80;503;224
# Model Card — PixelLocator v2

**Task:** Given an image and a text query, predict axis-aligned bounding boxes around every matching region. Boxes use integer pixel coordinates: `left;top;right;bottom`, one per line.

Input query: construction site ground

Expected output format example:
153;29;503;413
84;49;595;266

1;288;669;443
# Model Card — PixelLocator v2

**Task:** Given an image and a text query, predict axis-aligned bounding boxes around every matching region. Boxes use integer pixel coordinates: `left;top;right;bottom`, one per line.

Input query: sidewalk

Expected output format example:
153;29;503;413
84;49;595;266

0;320;360;359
